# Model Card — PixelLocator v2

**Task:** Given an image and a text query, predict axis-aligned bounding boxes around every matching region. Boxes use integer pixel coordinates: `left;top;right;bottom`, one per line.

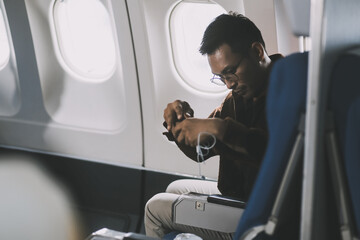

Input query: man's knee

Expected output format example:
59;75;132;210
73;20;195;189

145;193;179;238
145;193;177;221
166;179;219;195
145;193;164;217
166;179;193;194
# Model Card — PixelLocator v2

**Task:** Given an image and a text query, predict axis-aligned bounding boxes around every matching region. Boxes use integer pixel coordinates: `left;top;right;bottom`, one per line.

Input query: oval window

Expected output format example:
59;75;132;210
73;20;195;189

0;11;10;70
170;2;227;93
53;0;116;80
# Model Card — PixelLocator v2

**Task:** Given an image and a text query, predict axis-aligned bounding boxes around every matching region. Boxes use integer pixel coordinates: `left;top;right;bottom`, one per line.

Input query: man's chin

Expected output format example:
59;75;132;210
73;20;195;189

232;89;247;97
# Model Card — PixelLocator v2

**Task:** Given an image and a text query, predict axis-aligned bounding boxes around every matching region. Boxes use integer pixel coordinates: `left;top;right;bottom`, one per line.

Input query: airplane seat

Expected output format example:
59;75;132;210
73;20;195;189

233;52;308;240
0;154;83;240
234;35;360;240
235;26;360;240
233;0;310;238
329;49;360;237
344;98;360;237
343;98;360;237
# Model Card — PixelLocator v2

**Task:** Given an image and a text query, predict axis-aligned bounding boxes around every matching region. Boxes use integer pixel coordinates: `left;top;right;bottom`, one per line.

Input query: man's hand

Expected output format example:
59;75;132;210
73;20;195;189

163;100;194;131
171;118;225;147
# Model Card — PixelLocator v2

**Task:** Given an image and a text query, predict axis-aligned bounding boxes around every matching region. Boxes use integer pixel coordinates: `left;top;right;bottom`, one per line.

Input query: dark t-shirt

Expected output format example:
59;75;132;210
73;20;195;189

215;93;267;200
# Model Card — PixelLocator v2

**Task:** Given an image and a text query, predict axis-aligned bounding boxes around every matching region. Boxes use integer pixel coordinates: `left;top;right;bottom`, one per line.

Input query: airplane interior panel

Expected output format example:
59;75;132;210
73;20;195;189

0;0;358;239
0;3;21;117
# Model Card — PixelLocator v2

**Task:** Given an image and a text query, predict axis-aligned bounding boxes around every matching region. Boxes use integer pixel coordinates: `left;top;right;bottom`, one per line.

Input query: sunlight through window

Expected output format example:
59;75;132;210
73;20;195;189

170;2;227;93
53;0;116;80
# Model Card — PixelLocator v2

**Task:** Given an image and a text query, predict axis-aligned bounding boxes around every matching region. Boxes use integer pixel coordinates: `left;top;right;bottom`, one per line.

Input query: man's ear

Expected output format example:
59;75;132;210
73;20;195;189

250;42;265;62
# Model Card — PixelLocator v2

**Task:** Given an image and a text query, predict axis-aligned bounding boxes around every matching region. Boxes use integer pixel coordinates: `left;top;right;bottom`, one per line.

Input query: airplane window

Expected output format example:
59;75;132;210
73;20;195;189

170;2;227;93
53;0;116;81
0;11;10;70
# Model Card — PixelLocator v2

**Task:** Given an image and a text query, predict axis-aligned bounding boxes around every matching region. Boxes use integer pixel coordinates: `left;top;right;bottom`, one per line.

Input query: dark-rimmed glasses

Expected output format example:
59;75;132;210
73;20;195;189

210;57;245;86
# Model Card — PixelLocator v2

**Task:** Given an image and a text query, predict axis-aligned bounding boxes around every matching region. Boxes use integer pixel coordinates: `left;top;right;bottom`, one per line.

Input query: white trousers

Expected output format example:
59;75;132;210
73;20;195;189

144;179;233;240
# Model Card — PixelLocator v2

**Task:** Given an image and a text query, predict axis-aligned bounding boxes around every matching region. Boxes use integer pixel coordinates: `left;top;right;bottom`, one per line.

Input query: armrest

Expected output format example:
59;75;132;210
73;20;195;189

172;193;245;233
207;194;246;208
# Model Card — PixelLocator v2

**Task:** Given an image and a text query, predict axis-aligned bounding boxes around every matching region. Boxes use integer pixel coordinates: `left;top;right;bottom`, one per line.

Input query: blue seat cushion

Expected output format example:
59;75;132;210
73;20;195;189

330;52;360;236
163;231;181;240
234;52;309;239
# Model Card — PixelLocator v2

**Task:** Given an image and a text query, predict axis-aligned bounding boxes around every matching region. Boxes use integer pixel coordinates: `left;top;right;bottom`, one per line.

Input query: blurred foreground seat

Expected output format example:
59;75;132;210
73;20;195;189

0;154;83;240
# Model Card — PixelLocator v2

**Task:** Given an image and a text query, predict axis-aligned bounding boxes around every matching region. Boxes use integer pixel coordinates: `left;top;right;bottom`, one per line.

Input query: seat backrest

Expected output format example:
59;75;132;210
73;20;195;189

0;155;82;240
233;52;309;239
329;48;360;237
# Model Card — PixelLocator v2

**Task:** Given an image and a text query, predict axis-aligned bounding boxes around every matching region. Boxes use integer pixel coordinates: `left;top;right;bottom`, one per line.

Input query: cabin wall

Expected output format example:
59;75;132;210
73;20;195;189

0;0;300;178
0;0;303;236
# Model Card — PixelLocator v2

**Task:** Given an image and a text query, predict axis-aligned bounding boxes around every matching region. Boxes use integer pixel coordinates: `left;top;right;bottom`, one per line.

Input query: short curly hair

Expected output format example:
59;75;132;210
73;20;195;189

199;12;265;55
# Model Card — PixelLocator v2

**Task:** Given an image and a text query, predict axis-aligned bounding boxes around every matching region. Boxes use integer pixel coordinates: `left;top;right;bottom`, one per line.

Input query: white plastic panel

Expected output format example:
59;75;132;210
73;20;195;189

0;11;9;69
128;0;245;179
243;0;279;55
281;0;310;37
0;0;142;167
273;0;301;56
243;0;301;56
31;0;125;131
0;1;21;117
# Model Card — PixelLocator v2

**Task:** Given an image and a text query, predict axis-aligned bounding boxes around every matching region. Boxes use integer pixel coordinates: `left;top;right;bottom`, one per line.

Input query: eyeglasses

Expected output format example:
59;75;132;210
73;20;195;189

210;57;245;86
210;73;237;86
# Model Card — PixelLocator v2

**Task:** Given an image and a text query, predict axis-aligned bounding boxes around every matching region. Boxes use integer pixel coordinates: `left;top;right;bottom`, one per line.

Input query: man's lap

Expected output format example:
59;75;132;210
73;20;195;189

166;179;220;195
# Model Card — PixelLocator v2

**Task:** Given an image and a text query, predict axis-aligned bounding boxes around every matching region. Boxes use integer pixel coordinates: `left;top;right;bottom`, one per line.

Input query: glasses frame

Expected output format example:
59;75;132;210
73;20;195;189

210;56;245;86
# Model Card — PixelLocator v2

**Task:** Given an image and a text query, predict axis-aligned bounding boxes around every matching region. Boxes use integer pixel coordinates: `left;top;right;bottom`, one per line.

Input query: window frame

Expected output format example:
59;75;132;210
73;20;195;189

169;1;228;94
0;10;10;71
50;0;118;82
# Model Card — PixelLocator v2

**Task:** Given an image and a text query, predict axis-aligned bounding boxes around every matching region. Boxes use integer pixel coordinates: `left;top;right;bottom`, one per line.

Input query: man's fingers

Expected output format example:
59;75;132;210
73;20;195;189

163;103;179;130
182;101;194;118
162;131;175;141
174;101;193;120
163;100;193;131
176;130;185;144
163;113;174;131
185;109;194;118
171;121;184;139
174;103;183;120
163;121;172;131
171;121;179;136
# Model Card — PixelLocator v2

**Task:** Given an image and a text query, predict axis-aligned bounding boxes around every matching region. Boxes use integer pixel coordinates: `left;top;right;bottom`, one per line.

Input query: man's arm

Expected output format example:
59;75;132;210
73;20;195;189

163;118;222;161
214;117;267;167
162;97;267;165
164;116;266;166
162;100;201;161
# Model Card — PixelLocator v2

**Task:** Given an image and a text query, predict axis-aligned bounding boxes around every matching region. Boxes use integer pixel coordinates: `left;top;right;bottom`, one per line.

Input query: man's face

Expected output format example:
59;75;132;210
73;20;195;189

208;43;264;99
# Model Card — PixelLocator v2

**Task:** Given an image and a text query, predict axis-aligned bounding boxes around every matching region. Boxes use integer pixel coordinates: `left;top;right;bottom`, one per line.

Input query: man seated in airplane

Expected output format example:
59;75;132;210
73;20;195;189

145;12;283;239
